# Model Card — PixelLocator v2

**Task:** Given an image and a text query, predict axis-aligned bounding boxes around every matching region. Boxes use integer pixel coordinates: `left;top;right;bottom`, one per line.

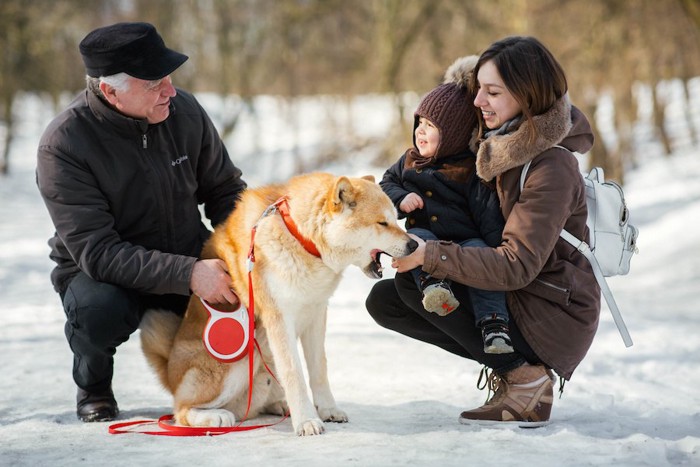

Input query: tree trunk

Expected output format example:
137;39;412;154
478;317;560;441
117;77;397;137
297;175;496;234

651;82;673;157
583;100;610;174
0;94;14;176
683;79;698;147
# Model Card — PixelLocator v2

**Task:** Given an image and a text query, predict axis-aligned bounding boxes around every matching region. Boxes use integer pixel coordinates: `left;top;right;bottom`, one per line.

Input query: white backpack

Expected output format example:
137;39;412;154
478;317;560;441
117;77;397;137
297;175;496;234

520;148;639;347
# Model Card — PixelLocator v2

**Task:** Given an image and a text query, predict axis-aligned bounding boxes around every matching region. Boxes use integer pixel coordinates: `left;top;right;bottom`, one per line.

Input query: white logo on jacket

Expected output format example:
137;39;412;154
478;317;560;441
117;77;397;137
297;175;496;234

171;155;189;166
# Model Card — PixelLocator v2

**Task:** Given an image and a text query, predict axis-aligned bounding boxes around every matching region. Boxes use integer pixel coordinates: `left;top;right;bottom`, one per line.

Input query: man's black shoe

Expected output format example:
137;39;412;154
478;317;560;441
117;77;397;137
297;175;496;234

76;386;119;422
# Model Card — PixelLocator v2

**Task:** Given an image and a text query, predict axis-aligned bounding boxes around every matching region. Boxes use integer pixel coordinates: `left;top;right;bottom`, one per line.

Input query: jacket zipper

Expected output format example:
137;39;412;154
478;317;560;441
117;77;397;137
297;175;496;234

141;130;175;250
535;278;570;294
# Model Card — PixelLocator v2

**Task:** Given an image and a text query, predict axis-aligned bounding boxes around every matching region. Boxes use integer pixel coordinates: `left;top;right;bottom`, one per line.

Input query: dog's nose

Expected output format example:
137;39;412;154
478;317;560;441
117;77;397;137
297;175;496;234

407;239;418;253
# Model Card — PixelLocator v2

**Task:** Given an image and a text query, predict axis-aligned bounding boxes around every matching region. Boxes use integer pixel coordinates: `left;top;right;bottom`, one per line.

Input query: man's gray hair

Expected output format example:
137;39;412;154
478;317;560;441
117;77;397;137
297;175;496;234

86;72;131;98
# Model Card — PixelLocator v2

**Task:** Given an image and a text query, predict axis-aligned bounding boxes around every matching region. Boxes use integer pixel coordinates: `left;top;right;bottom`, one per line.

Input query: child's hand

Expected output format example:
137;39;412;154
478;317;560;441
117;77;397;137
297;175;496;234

400;193;424;213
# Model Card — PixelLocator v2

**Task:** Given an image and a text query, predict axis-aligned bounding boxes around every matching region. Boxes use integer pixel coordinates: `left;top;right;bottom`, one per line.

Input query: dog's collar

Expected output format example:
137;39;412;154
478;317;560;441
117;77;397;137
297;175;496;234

276;197;322;258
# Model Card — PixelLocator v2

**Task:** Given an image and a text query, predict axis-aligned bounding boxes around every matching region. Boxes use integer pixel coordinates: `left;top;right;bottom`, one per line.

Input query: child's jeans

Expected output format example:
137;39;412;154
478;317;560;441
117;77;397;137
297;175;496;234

408;228;508;324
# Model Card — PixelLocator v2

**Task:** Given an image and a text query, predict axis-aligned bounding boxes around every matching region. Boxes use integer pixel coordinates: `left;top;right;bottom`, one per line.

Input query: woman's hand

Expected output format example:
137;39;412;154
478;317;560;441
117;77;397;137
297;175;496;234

391;234;426;272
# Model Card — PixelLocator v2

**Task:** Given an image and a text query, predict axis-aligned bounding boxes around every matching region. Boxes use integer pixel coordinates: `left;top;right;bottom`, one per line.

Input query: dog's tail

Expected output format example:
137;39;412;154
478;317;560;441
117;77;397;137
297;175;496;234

140;310;181;393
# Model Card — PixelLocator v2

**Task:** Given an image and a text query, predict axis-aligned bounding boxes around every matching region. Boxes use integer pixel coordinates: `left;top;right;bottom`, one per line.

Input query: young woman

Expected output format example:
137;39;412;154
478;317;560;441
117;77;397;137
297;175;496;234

365;36;601;427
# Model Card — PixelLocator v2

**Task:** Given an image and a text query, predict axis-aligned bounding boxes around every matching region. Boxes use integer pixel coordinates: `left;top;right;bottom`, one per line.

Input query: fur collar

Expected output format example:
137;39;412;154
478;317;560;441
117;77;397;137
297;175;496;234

472;95;572;181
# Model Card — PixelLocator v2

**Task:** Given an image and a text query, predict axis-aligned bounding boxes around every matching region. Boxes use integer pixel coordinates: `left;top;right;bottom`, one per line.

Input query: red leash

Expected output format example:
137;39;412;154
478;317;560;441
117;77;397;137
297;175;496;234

109;202;291;436
107;339;288;436
108;415;278;437
109;295;288;436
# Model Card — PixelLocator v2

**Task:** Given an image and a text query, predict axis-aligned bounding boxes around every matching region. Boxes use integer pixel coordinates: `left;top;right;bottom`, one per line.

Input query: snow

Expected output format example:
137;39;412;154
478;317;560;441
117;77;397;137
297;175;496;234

1;93;699;467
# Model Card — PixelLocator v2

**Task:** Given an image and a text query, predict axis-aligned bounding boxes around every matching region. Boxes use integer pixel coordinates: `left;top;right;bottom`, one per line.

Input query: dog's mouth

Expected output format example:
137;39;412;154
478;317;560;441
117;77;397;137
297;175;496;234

365;249;385;279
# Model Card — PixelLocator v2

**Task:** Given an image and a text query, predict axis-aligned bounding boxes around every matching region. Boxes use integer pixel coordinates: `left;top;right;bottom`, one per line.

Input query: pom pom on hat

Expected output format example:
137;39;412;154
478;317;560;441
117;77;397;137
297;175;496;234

443;55;479;87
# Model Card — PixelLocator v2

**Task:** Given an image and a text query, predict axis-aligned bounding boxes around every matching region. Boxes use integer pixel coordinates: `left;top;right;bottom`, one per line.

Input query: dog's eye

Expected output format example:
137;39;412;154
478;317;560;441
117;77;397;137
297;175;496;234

378;221;388;227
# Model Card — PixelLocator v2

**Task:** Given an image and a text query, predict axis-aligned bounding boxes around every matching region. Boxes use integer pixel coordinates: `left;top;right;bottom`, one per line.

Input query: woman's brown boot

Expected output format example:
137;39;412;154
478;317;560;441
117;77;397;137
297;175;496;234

458;363;554;427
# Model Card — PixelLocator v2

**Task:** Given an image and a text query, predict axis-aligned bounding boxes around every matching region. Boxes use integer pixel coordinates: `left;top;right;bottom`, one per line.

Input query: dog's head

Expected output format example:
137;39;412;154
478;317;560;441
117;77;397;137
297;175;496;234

318;175;417;278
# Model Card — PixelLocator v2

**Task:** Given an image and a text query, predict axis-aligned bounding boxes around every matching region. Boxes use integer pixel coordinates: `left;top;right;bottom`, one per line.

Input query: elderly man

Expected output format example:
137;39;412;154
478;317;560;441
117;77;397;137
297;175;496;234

36;22;246;422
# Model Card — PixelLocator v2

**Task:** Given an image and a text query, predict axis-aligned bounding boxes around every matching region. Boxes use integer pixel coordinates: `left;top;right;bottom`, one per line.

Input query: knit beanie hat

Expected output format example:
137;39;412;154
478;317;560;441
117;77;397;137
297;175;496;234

413;55;479;159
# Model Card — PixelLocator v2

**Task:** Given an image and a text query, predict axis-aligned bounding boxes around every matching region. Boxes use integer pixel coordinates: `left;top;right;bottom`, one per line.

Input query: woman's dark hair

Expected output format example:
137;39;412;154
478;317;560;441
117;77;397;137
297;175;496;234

471;36;568;142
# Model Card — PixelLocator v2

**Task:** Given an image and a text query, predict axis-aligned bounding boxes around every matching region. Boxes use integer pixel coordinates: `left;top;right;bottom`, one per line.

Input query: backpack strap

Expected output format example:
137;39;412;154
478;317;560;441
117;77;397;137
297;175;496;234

519;159;532;194
559;230;633;347
519;147;633;347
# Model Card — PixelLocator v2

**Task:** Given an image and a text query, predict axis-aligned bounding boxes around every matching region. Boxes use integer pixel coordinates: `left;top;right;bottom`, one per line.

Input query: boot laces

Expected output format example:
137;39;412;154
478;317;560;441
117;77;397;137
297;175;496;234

558;375;566;399
476;366;505;405
477;365;565;403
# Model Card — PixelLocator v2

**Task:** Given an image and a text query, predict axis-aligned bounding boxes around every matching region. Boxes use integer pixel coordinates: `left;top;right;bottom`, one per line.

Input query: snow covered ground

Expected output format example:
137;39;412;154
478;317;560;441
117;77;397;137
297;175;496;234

0;93;699;466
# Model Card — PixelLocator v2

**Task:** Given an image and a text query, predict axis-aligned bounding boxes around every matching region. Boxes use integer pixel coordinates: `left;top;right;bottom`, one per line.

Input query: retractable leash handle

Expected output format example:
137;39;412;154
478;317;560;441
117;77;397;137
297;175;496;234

201;298;251;363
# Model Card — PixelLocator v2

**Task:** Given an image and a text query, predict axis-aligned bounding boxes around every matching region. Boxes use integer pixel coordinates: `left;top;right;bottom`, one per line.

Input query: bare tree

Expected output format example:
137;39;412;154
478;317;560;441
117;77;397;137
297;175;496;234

369;0;442;165
0;0;87;174
2;0;700;180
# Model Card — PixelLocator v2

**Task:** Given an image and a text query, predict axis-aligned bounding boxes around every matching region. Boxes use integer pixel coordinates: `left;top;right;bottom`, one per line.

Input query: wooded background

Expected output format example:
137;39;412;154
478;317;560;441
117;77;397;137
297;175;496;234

2;0;699;182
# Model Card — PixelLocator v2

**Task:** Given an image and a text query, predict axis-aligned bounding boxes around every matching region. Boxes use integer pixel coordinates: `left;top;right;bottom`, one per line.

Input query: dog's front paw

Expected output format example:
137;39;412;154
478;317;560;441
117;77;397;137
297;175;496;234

186;408;236;427
317;406;348;423
296;418;325;436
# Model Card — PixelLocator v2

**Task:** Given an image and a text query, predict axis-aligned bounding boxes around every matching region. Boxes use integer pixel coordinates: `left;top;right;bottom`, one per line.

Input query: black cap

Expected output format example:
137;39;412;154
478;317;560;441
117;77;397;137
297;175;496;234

79;22;188;80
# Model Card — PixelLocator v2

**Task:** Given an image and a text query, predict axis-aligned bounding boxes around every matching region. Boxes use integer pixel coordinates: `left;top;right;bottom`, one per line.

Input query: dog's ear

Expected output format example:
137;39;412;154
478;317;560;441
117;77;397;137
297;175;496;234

361;175;375;183
329;176;357;212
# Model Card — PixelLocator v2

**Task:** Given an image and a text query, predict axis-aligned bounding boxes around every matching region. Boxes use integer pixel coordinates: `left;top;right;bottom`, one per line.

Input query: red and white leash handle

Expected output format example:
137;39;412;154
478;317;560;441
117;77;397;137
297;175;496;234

201;298;251;363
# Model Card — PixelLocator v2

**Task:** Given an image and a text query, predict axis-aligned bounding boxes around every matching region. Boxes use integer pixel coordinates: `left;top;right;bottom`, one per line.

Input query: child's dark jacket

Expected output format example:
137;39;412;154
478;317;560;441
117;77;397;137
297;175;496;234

380;149;504;246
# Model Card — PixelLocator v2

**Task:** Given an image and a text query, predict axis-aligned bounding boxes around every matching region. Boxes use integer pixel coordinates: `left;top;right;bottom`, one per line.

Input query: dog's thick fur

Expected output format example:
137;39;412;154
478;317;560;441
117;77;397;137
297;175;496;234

140;172;416;435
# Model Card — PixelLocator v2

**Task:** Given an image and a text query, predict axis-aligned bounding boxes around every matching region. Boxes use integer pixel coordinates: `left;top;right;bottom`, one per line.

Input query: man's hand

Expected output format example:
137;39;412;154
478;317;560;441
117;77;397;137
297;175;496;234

190;259;240;306
391;234;426;273
399;193;424;214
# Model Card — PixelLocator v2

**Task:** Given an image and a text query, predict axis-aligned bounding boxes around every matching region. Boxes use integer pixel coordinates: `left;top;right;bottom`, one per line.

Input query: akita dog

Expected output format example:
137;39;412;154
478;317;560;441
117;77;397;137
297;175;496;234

140;172;416;436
